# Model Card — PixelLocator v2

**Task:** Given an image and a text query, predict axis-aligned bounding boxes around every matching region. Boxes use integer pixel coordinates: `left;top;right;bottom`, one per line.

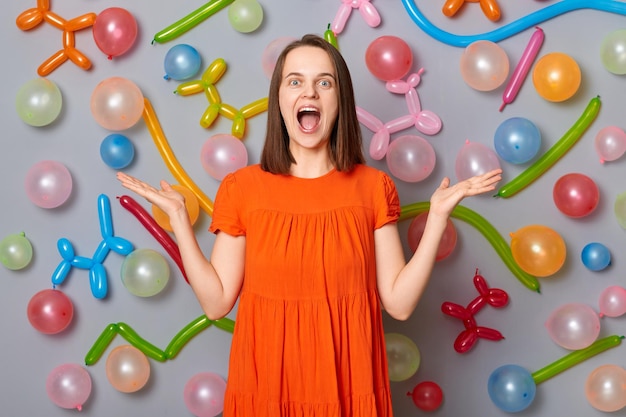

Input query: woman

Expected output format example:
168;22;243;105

118;34;501;416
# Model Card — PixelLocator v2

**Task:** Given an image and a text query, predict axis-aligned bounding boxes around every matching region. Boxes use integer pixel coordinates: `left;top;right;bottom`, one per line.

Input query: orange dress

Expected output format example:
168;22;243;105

209;164;400;417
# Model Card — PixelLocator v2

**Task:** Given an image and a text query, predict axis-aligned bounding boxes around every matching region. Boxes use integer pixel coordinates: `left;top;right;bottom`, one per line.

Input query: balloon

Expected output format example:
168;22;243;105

92;7;138;59
118;195;188;283
443;0;500;21
385;333;420;382
331;0;381;34
91;77;144;131
200;134;248;181
115;322;167;361
100;134;135;169
105;345;151;393
386;135;436;183
546;303;601;350
459;40;509;91
184;372;227;417
499;27;544;111
228;0;263;33
401;202;540;292
85;323;118;366
594;125;626;163
487;364;536;413
121;249;170;297
164;44;202;81
510;224;566;277
15;78;63;127
143;98;215;215
24;160;72;209
532;52;581;102
454;140;501;182
46;363;92;410
408;211;457;261
153;0;234;43
581;242;611;272
532;335;624;384
324;24;339;49
495;96;601;198
493;117;541;164
614;191;626;229
27;289;74;334
0;232;33;270
585;365;626;412
599;285;626;318
600;29;626;75
261;36;297;79
365;36;413;81
552;173;599;218
408;381;443;411
151;185;200;233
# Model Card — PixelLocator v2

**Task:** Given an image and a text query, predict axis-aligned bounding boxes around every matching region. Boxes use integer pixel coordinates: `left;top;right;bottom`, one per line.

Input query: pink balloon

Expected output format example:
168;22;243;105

105;345;150;393
93;7;138;58
200;134;248;180
595;126;626;163
460;40;510;91
90;77;144;131
386;135;436;183
552;173;599;218
585;365;626;412
408;212;457;261
261;36;297;79
598;285;626;318
27;289;74;334
455;140;501;181
184;372;227;417
545;303;600;350
46;363;92;410
24;160;73;209
365;36;413;81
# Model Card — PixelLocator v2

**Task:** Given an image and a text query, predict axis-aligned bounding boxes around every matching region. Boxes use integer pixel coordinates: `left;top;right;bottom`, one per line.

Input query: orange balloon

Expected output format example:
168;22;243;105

151;185;200;232
510;224;566;277
532;52;581;102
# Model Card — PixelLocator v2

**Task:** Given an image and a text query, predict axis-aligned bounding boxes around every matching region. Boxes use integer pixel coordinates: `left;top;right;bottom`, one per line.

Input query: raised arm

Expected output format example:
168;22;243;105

116;172;244;319
375;169;502;320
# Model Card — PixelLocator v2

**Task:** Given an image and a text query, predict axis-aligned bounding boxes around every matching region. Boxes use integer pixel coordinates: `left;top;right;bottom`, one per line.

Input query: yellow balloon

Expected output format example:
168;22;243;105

151;184;200;232
510;224;566;277
532;52;581;102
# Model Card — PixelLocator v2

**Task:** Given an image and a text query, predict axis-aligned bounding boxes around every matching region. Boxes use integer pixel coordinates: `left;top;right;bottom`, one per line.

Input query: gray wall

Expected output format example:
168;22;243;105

3;0;626;416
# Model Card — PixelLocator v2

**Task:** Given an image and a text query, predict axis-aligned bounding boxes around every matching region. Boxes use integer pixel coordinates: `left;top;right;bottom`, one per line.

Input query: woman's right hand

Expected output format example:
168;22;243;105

116;172;187;220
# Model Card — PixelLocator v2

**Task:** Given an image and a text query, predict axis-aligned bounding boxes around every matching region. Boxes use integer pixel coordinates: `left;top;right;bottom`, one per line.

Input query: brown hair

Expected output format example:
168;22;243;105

260;34;366;174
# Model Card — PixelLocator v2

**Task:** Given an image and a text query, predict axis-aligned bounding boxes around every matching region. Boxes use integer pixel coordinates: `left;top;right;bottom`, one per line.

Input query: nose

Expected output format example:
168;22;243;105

302;83;318;99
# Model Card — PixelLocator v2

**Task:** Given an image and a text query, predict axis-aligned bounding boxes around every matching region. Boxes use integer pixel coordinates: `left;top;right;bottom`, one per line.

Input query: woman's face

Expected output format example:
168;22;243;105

278;46;339;155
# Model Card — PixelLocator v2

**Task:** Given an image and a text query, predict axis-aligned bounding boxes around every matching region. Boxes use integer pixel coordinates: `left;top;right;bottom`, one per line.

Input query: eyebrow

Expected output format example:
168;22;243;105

284;71;337;80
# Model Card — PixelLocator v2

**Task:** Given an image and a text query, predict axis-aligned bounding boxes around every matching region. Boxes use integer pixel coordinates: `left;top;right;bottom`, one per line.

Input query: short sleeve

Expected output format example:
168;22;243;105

208;173;246;236
375;171;400;229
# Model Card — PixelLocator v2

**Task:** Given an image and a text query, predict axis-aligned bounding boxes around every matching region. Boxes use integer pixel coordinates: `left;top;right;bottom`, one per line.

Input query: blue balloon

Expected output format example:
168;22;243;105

163;44;202;81
581;242;611;271
100;134;135;169
488;364;536;413
494;117;541;164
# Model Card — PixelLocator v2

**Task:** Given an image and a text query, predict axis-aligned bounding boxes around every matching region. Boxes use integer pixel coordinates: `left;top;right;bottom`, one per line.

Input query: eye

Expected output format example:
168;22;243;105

319;79;332;88
288;79;300;87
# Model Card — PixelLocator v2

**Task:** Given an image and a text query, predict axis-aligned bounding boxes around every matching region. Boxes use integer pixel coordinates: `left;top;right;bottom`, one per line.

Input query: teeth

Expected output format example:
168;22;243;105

299;107;318;112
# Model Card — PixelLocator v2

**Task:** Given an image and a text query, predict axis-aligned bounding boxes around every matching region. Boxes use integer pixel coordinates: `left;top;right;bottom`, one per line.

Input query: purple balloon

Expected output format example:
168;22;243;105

46;363;92;410
24;160;73;208
184;372;227;417
200;134;248;180
386;135;436;183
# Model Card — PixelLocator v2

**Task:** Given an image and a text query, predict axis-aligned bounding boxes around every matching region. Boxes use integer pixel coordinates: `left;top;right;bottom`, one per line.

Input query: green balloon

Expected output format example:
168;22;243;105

15;78;63;127
386;332;421;382
121;249;170;297
600;29;626;75
0;232;33;270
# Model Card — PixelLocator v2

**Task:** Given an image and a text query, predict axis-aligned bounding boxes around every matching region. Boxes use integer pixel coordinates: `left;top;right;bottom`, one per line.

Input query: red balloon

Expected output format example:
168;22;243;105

27;289;74;334
365;36;413;81
408;381;444;411
553;173;599;218
408;212;457;261
93;7;138;59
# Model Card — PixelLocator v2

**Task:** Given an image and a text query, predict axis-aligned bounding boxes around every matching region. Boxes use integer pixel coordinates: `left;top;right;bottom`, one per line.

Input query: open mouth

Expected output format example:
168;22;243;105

297;107;320;131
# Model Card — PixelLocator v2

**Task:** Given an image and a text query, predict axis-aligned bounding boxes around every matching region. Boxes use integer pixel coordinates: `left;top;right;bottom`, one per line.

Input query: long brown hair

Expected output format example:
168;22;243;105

260;34;365;174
